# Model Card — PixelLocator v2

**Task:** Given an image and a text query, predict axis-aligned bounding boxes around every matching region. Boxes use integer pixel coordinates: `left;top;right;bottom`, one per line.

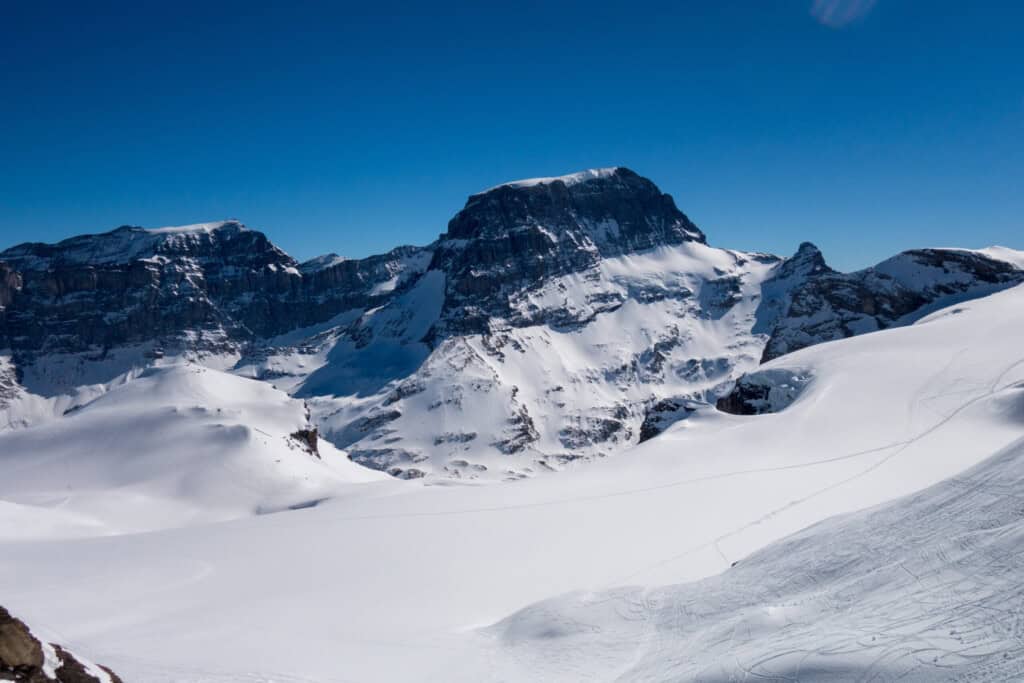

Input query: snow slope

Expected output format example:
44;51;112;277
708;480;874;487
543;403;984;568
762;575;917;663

489;414;1024;681
970;245;1024;269
297;242;780;478
481;167;622;193
1;283;1022;680
0;363;388;538
230;239;1024;480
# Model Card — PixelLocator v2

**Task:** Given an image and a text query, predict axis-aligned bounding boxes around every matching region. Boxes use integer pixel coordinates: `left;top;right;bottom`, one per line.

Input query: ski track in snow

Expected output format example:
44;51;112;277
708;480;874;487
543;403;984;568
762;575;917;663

489;435;1024;681
606;350;1024;587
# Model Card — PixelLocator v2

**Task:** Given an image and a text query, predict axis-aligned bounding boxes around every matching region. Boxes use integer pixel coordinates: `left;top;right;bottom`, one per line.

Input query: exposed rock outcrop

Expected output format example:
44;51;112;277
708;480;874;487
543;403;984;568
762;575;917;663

716;368;813;416
289;428;320;458
639;398;696;442
0;606;122;683
0;262;21;310
760;245;1024;362
0;222;431;361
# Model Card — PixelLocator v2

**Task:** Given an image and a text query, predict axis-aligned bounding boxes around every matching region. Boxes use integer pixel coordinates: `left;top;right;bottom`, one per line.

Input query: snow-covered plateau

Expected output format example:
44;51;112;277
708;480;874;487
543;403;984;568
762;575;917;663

1;168;1023;681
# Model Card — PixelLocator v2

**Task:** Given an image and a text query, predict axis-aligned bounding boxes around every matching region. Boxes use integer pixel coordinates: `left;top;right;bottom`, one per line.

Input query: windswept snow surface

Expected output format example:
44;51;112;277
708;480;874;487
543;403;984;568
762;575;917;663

491;433;1024;681
1;286;1023;680
480;167;621;193
298;252;349;273
970;245;1024;269
145;221;240;234
0;363;388;538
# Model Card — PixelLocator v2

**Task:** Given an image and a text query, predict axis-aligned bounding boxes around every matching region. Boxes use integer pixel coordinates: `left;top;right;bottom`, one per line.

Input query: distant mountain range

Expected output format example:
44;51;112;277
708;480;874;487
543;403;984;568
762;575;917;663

2;167;1022;478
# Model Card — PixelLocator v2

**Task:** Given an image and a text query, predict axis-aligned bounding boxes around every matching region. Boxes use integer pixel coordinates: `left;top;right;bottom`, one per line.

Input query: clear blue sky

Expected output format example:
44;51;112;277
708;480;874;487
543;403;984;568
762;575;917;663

1;1;1021;271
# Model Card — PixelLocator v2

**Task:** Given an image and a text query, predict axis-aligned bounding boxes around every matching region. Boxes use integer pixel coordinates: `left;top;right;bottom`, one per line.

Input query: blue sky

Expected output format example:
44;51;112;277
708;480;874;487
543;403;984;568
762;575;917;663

1;1;1021;271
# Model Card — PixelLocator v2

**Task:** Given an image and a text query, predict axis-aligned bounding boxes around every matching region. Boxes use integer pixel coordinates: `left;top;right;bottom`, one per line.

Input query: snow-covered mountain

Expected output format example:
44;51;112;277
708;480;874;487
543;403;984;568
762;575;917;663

3;168;1020;482
2;261;1022;682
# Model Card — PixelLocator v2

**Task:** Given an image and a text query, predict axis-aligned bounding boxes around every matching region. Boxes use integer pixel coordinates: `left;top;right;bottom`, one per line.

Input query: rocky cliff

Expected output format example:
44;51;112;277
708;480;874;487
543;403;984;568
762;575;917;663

307;168;714;393
432;167;704;336
0;169;702;363
0;221;432;365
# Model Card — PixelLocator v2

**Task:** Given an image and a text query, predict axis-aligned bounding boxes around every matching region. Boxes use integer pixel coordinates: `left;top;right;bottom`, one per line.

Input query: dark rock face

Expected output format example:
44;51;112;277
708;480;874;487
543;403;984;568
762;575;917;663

639;398;695;442
558;416;627;450
0;262;22;310
716;368;813;416
446;168;703;248
716;381;773;416
492;404;541;454
759;246;1024;362
348;444;425;475
0;263;23;348
296;245;430;326
0;606;122;683
0;222;431;365
1;169;701;367
289;428;320;458
50;646;121;683
0;606;42;682
1;223;292;354
432;167;705;336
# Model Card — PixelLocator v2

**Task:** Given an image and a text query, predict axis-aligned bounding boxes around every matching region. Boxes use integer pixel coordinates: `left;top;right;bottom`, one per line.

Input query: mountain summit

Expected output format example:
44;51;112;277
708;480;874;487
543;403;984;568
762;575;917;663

447;167;705;248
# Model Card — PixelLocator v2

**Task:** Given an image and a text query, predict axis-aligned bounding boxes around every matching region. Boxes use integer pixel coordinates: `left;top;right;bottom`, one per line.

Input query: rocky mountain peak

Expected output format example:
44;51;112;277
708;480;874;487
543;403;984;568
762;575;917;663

0;219;282;270
758;244;1024;363
427;168;708;337
795;241;823;258
783;241;832;277
444;166;705;250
